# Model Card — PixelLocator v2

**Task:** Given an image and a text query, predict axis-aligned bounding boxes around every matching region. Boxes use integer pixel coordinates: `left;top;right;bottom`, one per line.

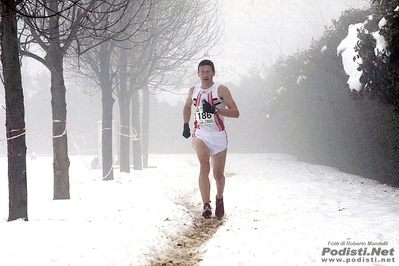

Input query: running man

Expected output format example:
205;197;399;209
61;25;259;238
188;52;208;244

182;59;239;220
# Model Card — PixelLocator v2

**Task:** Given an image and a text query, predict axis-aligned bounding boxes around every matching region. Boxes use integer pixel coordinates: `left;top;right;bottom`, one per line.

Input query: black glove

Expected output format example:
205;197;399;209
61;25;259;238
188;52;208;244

202;99;217;114
182;123;190;138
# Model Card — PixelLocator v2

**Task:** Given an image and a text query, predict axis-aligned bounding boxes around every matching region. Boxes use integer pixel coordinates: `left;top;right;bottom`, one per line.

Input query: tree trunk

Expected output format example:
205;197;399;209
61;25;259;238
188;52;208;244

131;89;142;170
48;49;70;199
142;85;150;168
1;0;28;221
119;96;130;172
99;42;114;180
118;46;130;173
47;1;70;199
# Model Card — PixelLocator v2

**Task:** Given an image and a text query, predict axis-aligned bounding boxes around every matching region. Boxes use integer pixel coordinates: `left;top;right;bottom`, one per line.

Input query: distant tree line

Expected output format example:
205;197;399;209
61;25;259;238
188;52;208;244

255;2;399;187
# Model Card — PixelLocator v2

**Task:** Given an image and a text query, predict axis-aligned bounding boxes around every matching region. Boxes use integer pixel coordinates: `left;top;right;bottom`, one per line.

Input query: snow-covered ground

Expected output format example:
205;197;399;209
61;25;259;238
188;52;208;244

1;153;398;265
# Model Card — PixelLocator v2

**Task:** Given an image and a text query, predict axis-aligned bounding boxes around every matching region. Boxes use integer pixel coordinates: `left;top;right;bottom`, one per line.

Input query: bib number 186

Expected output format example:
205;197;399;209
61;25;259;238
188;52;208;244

195;106;215;125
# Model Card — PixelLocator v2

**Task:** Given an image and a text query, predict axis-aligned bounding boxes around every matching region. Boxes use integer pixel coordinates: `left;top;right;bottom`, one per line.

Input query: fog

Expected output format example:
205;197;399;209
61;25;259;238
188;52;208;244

208;0;369;83
0;0;369;160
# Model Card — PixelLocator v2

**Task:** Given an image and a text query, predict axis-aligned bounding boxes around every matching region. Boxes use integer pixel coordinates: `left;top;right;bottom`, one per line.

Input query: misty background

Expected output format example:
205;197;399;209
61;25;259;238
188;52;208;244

0;1;376;176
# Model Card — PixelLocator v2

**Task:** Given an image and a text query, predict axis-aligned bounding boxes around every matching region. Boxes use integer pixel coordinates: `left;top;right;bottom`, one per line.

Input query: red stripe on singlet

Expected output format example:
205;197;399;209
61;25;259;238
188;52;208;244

194;90;202;129
208;91;225;131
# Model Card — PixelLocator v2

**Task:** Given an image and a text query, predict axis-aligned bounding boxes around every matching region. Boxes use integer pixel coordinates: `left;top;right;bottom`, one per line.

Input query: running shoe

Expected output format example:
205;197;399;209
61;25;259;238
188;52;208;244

215;196;224;220
202;203;212;219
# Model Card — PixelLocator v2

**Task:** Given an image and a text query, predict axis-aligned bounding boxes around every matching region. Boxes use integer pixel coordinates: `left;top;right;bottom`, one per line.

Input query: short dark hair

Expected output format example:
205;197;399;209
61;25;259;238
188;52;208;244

198;59;215;72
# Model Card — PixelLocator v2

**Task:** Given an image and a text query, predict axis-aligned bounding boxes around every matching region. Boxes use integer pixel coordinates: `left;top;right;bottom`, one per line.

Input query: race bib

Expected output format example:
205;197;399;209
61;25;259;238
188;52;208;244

195;106;215;125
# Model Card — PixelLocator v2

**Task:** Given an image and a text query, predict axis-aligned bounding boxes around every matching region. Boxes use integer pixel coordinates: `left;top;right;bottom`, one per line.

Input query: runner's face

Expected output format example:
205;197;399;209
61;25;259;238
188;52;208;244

198;65;215;86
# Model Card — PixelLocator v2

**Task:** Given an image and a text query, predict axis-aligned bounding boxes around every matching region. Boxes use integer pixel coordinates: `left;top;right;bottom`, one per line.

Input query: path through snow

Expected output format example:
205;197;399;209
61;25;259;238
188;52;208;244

150;194;223;266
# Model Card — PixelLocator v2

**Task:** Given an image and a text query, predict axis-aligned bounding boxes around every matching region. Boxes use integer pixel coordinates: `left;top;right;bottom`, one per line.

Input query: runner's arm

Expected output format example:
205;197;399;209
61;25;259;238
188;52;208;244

218;85;239;118
183;87;194;123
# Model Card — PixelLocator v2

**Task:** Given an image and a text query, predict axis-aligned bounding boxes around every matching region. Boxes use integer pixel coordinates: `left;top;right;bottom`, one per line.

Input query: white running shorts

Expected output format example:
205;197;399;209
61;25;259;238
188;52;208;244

192;129;228;155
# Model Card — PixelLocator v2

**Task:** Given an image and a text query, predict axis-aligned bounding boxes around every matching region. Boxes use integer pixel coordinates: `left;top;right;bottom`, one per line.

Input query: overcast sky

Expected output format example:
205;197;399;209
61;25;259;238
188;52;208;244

208;0;370;84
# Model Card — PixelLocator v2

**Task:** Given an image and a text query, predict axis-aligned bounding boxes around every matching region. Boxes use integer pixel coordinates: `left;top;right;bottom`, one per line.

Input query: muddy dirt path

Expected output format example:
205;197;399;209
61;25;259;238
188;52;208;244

150;199;223;266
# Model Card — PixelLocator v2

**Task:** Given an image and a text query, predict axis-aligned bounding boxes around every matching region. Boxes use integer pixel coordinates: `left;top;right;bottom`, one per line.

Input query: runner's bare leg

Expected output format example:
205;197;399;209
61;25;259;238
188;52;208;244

193;138;211;204
212;148;226;200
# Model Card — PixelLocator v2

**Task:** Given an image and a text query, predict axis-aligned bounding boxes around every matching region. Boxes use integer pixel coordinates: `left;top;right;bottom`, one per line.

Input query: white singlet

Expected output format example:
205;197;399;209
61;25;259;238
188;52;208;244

191;82;228;155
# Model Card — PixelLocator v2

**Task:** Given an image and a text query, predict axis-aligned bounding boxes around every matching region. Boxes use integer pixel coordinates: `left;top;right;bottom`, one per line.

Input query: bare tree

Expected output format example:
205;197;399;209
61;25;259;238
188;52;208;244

117;39;131;172
66;0;152;178
18;0;140;192
1;0;28;221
